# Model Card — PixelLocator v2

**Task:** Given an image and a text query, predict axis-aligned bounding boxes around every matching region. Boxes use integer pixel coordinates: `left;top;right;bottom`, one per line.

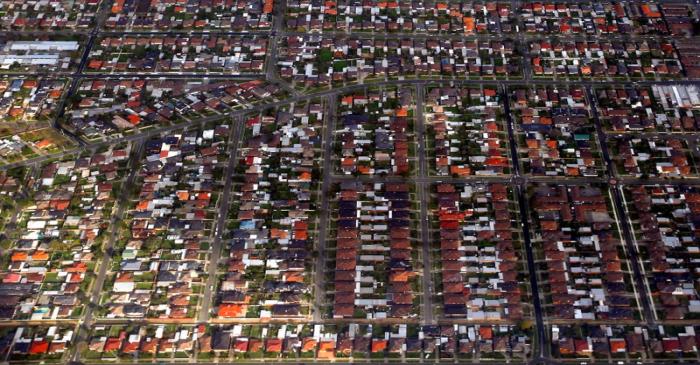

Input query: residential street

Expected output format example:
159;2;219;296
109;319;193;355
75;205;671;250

2;1;700;364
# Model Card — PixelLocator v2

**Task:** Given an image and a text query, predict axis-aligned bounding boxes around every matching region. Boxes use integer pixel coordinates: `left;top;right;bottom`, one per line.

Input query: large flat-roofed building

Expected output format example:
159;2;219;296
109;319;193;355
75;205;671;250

0;54;62;68
5;41;79;52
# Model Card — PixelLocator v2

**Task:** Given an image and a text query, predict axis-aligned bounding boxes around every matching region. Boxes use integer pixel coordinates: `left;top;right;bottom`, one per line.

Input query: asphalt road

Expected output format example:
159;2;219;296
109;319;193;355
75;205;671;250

198;118;245;323
312;95;337;321
7;4;700;364
5;76;700;173
69;139;144;362
587;86;657;325
414;84;435;325
503;85;547;360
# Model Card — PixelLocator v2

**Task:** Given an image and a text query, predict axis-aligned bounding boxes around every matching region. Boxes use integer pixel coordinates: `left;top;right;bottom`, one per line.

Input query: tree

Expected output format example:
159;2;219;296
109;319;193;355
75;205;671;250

518;319;534;331
318;48;333;63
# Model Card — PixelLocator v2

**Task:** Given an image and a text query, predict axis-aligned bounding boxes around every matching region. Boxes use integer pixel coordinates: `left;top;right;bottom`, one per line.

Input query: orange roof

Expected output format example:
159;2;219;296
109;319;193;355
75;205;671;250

11;251;27;262
270;228;289;239
541;220;558;231
319;340;335;351
136;200;150;211
641;4;661;17
35;139;54;149
127;114;141;125
8;106;23;117
53;200;70;211
285;271;304;283
29;340;49;355
318;340;336;359
463;17;475;32
177;191;189;201
299;171;312;181
263;0;273;13
485;121;499;132
371;339;387;353
31;251;49;261
302;338;317;352
104;338;122;352
479;326;493;340
439;212;466;221
66;262;88;273
389;270;411;282
565;167;580;176
218;304;245;318
485;156;508;166
341;157;355;167
111;0;124;13
450;165;471;176
395;108;408;117
266;339;282;353
483;88;497;97
294;230;308;240
610;338;626;353
358;165;372;174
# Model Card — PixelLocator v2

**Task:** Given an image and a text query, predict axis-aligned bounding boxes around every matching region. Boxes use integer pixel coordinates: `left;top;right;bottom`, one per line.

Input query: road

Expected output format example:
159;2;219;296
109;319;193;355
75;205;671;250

5;2;700;364
312;95;337;322
198;118;244;323
587;86;656;325
503;84;547;360
52;0;112;145
414;84;435;325
264;3;299;98
586;86;617;179
69;139;143;362
5;76;700;172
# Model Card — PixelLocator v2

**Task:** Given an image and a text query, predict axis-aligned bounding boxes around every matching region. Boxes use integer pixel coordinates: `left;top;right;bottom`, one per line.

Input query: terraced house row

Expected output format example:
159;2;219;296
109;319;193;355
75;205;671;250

624;185;700;321
530;185;636;321
434;183;524;320
331;181;418;319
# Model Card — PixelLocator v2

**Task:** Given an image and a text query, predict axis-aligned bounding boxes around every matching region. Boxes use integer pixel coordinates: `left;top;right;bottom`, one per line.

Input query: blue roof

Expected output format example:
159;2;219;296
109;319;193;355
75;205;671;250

239;220;255;230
